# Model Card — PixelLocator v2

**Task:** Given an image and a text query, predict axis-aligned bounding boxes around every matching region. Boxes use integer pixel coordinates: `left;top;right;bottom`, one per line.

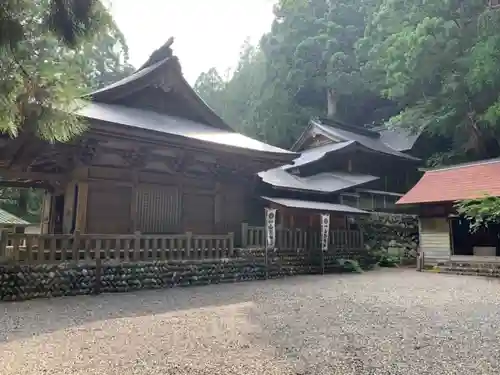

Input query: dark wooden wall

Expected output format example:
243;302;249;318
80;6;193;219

77;167;250;235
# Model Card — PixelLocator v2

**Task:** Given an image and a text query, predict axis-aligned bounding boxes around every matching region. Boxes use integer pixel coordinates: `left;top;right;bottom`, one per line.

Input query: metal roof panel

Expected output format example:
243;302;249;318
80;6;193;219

0;209;30;226
262;197;369;214
73;101;295;155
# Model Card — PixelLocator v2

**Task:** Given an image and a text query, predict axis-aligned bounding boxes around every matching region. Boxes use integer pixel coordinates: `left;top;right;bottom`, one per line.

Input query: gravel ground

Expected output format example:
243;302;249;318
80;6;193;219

2;269;500;374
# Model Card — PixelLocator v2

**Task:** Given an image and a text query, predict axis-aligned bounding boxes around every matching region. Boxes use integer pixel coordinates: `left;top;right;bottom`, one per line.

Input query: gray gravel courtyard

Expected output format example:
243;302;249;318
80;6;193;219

2;269;500;374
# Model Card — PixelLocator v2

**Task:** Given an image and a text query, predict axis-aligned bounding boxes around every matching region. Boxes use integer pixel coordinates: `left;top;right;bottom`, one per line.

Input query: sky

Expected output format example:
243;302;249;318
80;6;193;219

109;0;277;84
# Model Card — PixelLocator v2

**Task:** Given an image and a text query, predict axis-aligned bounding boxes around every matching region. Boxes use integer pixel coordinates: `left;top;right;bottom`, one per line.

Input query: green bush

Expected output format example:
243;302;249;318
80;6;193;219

337;259;363;273
377;253;399;268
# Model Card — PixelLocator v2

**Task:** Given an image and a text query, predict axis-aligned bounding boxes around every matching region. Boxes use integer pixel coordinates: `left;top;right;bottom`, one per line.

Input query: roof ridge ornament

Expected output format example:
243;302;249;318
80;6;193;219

138;37;175;71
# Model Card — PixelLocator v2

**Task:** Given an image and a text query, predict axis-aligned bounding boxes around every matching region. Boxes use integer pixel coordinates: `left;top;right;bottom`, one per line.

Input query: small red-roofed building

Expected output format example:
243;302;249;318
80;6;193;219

397;158;500;266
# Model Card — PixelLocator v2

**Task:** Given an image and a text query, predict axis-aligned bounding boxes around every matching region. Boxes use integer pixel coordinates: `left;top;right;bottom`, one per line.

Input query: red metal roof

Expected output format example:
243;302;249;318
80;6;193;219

397;159;500;205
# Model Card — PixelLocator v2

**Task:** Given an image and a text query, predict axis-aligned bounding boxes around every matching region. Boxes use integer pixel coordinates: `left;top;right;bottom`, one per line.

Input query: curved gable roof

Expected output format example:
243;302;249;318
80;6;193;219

85;38;232;131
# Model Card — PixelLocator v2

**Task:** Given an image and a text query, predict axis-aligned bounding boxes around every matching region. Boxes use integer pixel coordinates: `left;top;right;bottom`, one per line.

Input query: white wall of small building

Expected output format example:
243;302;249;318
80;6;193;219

419;217;451;263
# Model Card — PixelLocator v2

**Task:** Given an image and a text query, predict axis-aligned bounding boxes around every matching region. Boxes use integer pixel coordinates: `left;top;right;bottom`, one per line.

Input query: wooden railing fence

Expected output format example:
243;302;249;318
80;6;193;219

241;223;363;250
0;231;234;265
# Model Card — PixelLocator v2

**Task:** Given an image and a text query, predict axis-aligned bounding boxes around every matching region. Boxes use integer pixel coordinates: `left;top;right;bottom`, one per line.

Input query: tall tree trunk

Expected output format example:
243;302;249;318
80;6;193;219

327;88;337;119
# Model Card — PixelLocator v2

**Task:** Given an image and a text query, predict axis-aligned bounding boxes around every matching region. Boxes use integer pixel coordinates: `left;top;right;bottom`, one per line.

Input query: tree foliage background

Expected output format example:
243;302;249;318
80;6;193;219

0;0;134;220
0;0;133;142
195;0;500;165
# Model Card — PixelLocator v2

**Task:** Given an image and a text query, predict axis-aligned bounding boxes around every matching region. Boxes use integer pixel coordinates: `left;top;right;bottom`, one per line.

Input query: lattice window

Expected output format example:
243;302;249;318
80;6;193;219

490;0;500;8
136;186;180;233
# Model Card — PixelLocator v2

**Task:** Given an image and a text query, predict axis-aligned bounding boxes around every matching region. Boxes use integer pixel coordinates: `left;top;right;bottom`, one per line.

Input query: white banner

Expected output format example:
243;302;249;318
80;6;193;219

265;208;277;248
320;213;330;251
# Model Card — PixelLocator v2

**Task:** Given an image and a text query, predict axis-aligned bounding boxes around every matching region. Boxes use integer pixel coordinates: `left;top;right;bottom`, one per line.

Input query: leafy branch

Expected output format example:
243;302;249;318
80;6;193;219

454;194;500;232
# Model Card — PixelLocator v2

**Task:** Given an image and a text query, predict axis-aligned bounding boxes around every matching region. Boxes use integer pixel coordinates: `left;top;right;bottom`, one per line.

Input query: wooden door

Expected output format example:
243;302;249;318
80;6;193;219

86;184;132;234
183;191;215;234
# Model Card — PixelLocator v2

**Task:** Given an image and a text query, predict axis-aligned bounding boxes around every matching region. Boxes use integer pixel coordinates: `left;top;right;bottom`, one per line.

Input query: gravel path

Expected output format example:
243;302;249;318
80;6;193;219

2;269;500;374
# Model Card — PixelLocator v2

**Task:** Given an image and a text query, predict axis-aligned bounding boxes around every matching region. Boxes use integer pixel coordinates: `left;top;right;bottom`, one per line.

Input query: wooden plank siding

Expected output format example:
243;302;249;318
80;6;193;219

183;190;215;234
419;217;451;261
86;183;132;234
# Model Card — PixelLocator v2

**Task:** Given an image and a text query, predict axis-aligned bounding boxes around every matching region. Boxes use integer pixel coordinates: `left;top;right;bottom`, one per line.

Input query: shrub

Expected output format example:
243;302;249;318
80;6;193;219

377;253;400;268
337;259;363;273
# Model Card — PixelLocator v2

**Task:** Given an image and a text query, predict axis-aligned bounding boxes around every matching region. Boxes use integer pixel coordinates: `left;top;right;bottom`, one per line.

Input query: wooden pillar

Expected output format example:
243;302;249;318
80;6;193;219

130;169;139;233
72;167;89;234
40;190;53;234
63;181;77;234
214;182;222;230
75;182;88;233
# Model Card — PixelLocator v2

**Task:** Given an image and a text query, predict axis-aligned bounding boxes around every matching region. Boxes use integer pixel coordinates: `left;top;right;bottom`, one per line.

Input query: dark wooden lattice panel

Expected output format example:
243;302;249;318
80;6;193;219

136;185;180;233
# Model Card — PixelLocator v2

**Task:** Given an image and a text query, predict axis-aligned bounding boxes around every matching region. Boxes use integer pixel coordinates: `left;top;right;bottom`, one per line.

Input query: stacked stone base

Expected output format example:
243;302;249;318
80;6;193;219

0;260;268;301
0;246;371;301
422;261;500;278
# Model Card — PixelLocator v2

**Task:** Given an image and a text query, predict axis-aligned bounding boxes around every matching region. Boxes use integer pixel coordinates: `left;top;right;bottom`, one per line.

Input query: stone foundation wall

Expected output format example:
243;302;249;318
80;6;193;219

360;212;419;264
0;246;371;301
0;259;265;301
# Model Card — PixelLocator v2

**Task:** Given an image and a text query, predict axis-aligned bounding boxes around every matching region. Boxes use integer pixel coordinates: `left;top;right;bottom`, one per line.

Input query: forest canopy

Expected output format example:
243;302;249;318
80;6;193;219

195;0;500;167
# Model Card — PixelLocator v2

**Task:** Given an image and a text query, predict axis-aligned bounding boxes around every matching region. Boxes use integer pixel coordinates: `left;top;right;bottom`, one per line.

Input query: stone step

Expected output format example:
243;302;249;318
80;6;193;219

434;268;500;278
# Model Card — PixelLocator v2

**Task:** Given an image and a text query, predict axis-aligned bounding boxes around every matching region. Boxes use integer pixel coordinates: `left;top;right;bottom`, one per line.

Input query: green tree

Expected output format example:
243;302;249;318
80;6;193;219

0;0;128;142
194;67;227;119
359;0;500;164
195;41;307;147
195;0;397;148
455;196;500;232
1;0;105;48
262;0;383;123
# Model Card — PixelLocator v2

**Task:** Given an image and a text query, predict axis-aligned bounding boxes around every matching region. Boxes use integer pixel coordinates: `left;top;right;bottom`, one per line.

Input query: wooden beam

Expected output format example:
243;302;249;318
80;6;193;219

0;180;51;189
0;169;65;183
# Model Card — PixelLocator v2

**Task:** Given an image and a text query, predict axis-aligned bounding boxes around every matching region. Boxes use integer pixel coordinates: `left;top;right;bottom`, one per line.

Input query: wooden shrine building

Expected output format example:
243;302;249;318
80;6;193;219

0;40;296;239
397;158;500;265
257;118;423;229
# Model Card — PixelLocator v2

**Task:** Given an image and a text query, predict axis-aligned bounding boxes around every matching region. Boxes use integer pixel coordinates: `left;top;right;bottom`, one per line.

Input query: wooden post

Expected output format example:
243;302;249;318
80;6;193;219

241;223;248;248
26;236;33;264
63;182;76;234
72;230;80;263
417;251;425;271
214;183;222;229
94;257;102;295
40;191;52;234
133;231;141;261
228;232;234;257
130;170;139;233
0;230;8;261
185;232;192;260
265;246;269;280
321;247;325;275
75;182;88;233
